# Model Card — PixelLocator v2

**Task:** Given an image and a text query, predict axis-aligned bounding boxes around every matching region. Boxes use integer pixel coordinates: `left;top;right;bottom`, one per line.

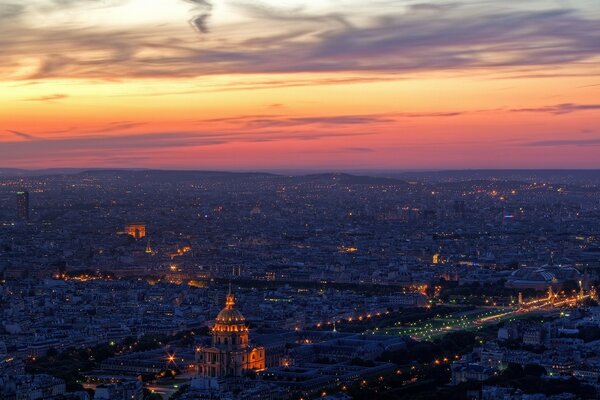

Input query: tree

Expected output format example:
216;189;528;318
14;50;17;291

46;347;58;358
578;325;600;342
65;382;84;392
583;298;599;307
502;363;524;379
143;389;163;400
562;279;579;293
523;364;546;377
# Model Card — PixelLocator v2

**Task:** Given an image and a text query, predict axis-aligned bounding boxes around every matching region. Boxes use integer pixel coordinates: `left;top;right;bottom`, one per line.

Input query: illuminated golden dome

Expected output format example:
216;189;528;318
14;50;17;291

215;293;245;324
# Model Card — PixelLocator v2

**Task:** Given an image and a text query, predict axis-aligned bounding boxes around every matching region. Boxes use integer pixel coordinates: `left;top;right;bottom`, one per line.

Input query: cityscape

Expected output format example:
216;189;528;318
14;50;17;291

1;170;600;399
2;0;600;399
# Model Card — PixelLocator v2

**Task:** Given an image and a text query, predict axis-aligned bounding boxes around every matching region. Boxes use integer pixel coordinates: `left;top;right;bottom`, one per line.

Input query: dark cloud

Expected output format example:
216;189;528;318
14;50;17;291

7;130;40;140
511;103;600;115
185;0;213;34
190;14;210;34
0;3;25;20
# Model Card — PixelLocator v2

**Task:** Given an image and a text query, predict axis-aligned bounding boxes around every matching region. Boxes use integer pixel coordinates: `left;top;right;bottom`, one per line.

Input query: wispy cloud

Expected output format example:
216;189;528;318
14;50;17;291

526;138;600;147
396;111;464;118
23;93;68;102
344;147;374;153
0;3;25;20
1;107;470;164
185;0;213;34
238;115;396;128
511;103;600;115
2;113;381;152
7;130;40;140
1;1;599;80
0;128;381;167
202;112;462;128
91;121;147;133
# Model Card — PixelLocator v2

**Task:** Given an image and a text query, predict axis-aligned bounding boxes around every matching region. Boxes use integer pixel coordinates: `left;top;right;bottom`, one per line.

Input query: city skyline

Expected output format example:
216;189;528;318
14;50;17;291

2;0;600;169
2;169;600;399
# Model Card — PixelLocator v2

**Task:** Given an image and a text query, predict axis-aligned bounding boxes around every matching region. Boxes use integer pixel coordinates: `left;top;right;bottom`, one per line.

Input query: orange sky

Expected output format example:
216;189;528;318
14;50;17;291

1;0;599;169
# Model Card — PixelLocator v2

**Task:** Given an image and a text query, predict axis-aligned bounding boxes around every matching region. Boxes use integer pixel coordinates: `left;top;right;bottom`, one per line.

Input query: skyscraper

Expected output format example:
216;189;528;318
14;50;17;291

16;191;29;220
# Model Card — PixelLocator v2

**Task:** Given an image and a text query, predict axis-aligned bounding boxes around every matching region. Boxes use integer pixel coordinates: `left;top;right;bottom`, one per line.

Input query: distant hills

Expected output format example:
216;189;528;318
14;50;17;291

0;168;599;184
388;169;600;184
293;173;407;185
0;168;90;176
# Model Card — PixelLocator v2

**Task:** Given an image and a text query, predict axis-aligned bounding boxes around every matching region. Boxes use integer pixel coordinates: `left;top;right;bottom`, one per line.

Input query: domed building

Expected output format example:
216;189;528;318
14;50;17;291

195;290;265;377
505;265;583;291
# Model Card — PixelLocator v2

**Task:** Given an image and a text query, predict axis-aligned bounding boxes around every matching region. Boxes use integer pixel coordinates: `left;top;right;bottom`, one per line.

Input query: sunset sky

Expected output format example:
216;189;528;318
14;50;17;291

1;0;599;170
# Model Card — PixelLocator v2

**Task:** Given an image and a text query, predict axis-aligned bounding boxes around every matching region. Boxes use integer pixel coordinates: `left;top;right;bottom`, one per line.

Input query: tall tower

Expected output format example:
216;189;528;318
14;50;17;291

195;290;265;378
16;191;29;220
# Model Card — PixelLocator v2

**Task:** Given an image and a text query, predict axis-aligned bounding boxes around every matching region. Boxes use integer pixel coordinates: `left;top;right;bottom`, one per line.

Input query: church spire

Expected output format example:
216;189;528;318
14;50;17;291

225;283;235;309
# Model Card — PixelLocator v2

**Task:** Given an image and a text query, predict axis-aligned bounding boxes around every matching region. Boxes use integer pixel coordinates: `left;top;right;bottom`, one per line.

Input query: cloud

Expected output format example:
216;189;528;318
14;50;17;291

185;0;213;34
1;1;600;80
526;138;600;147
203;112;461;128
103;76;399;98
396;112;464;118
200;114;393;128
241;115;396;128
90;121;147;133
7;130;40;140
511;103;600;115
0;129;379;166
409;3;459;12
0;108;469;164
0;3;25;20
344;147;374;153
232;2;352;29
1;112;382;157
23;93;68;102
38;0;128;13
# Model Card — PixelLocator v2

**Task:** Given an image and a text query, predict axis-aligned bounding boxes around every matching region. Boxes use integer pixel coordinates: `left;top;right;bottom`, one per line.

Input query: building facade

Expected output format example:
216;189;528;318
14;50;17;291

124;223;146;239
196;291;265;377
16;191;29;220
